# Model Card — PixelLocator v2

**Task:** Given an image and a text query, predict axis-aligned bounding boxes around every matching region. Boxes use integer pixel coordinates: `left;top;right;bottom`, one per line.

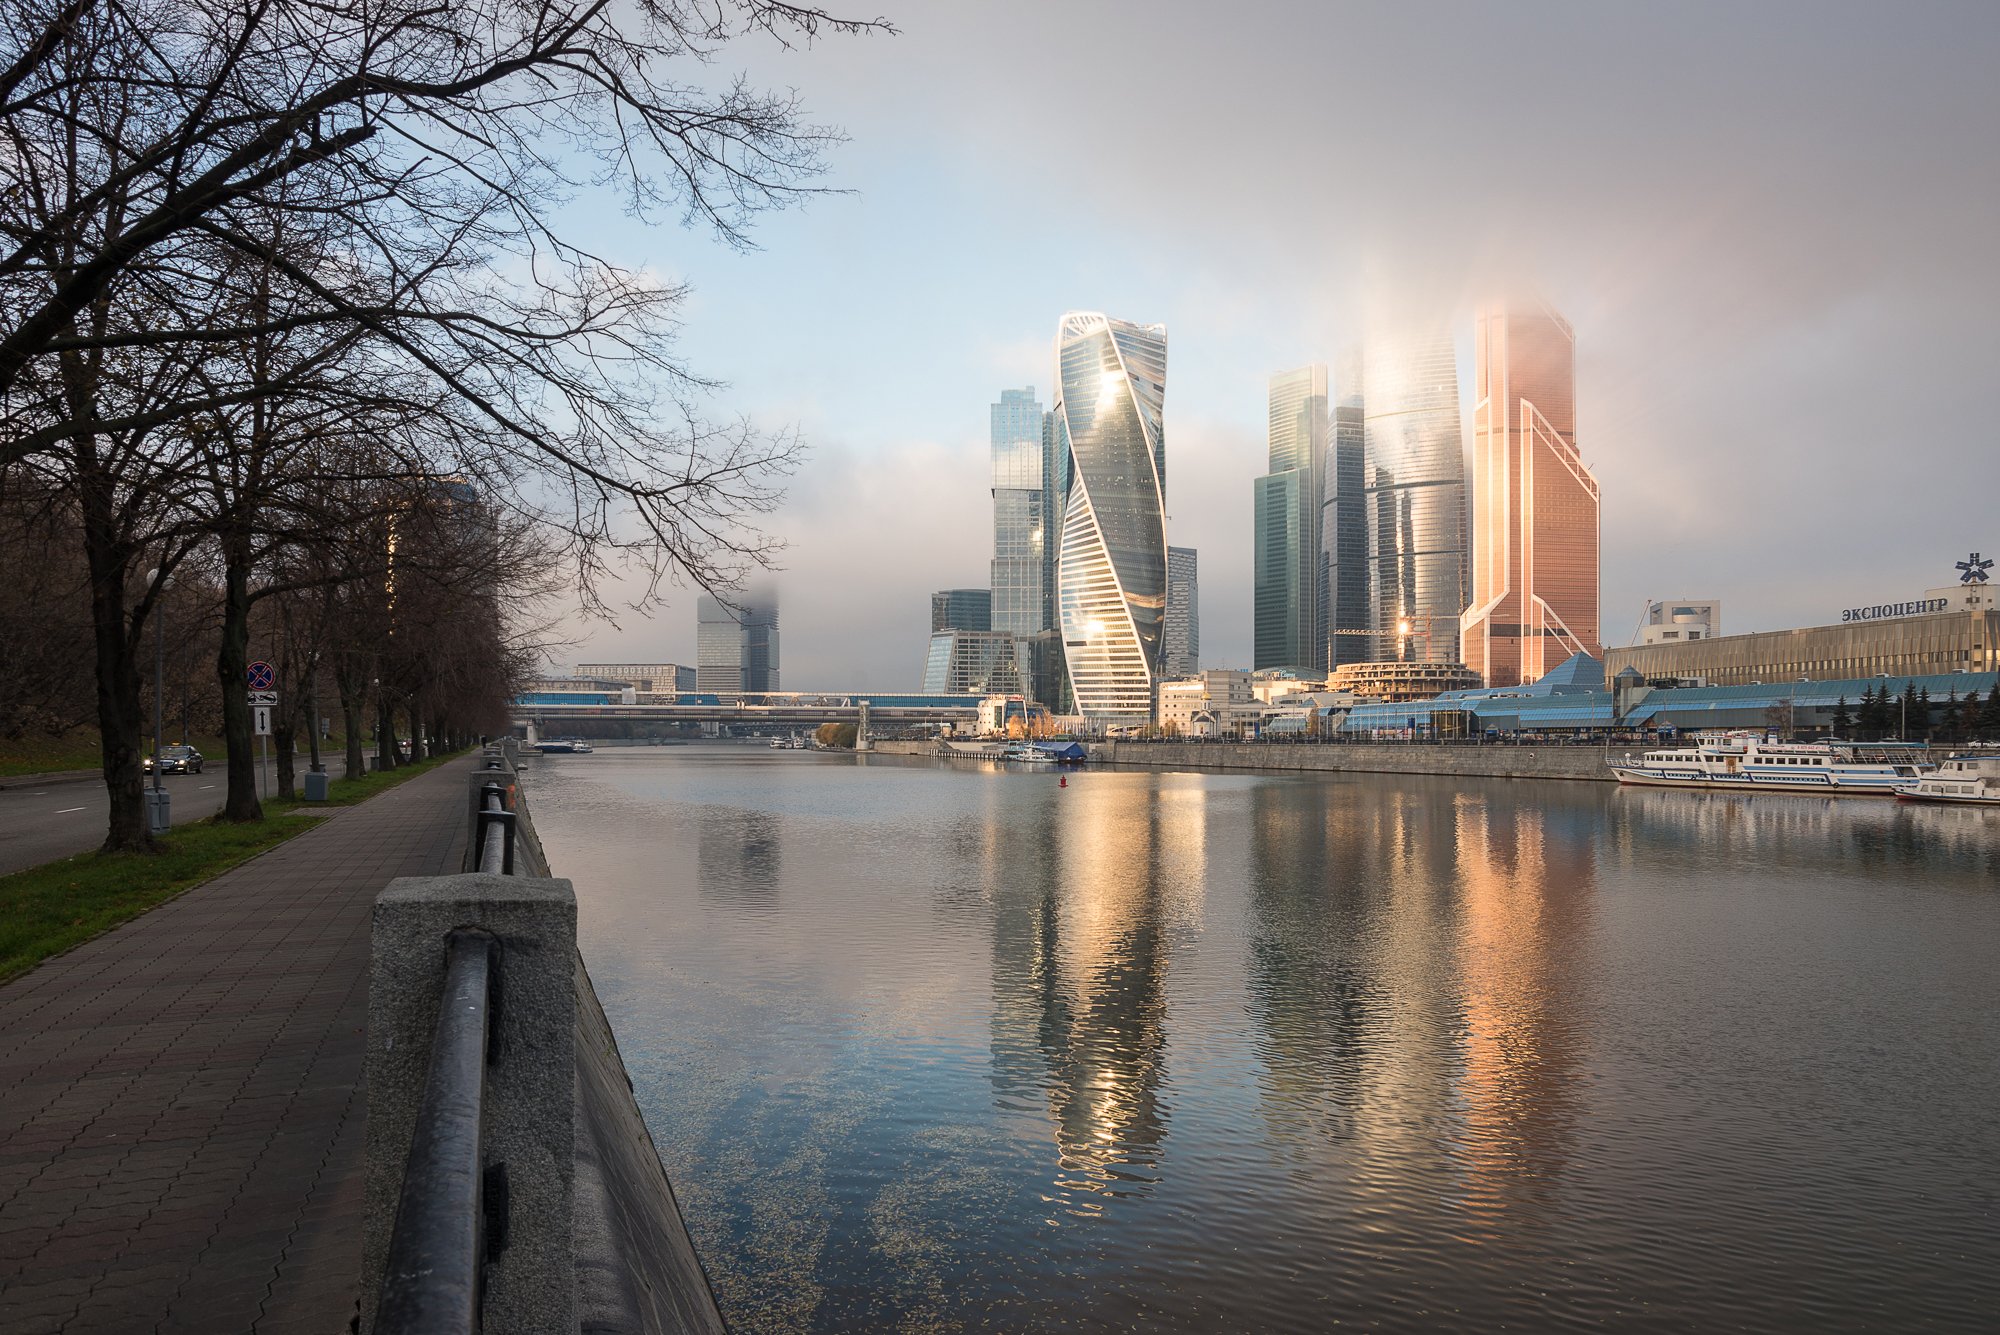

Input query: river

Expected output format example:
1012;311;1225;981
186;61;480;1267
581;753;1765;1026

528;744;1998;1333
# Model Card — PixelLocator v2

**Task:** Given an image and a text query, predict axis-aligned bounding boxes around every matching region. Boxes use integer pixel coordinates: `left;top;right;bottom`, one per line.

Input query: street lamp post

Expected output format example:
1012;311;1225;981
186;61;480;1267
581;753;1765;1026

309;652;324;774
145;567;170;836
146;568;166;796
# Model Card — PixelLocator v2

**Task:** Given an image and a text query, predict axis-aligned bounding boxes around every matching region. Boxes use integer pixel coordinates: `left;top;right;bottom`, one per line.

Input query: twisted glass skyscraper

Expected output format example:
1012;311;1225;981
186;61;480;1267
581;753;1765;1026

1053;312;1168;725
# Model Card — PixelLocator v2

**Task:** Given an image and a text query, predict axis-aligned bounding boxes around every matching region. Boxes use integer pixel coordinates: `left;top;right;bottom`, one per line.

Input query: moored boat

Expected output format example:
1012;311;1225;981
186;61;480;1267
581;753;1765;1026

1896;750;2000;805
1609;735;1931;795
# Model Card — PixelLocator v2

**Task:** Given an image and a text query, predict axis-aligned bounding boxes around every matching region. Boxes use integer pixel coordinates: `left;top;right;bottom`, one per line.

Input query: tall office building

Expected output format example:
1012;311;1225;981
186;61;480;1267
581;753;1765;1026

1460;301;1600;687
1053;311;1169;725
931;588;992;632
695;588;780;693
1324;349;1371;668
1361;329;1468;665
1165;546;1200;676
990;388;1047;638
1254;366;1328;673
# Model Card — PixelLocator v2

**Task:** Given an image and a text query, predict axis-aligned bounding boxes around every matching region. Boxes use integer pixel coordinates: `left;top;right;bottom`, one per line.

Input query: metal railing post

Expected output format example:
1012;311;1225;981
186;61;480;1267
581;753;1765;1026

373;928;496;1334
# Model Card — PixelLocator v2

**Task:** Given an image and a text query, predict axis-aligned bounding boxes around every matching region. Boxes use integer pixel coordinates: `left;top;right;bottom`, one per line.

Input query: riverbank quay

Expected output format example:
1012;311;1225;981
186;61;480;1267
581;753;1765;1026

874;737;1617;782
0;757;475;1333
359;745;724;1335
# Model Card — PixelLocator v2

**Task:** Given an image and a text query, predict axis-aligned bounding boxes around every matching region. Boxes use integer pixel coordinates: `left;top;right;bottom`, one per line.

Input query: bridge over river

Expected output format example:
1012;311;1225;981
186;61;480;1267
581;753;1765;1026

511;689;981;738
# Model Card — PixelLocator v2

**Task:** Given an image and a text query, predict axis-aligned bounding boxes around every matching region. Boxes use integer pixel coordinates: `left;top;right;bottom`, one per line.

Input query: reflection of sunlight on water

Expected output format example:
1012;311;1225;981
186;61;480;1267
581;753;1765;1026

1452;792;1591;1233
528;747;2000;1335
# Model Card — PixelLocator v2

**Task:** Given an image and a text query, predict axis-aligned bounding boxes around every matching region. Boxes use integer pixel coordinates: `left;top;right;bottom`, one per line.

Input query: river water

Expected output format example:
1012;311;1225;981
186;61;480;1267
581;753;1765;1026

529;745;1998;1333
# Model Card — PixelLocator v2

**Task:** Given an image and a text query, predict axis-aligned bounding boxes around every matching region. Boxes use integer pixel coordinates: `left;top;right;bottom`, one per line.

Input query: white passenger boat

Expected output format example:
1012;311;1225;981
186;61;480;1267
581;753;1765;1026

1896;751;2000;806
1609;736;1932;795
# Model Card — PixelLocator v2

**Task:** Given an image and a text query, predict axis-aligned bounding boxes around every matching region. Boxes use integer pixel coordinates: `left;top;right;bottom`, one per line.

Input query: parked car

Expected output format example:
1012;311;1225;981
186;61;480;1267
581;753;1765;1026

143;744;204;775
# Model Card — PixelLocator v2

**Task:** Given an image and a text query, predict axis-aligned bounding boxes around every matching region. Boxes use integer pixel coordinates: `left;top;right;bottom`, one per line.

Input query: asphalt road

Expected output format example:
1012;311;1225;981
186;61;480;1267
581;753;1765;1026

0;756;358;877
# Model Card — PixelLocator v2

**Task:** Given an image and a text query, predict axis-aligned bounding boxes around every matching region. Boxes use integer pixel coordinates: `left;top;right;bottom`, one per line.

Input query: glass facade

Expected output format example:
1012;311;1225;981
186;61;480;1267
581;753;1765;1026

1254;365;1328;672
931;588;992;632
1461;302;1600;688
921;629;1024;695
695;588;779;693
990;388;1046;641
1325;349;1371;668
1054;312;1169;725
1361;330;1468;665
1165;546;1199;676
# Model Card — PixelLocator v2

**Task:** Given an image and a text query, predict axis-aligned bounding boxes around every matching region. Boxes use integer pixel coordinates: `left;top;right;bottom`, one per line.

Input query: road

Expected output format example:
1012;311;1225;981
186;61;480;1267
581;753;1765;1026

0;756;359;877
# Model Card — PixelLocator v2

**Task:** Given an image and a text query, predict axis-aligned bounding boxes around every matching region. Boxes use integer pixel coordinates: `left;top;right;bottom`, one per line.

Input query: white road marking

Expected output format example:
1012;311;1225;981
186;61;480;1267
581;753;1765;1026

56;806;85;814
199;784;216;790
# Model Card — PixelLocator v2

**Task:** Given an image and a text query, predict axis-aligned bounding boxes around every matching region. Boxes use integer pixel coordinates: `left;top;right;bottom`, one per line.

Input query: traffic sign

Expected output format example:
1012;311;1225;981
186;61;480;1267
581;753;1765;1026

253;706;272;736
246;660;276;691
248;689;278;705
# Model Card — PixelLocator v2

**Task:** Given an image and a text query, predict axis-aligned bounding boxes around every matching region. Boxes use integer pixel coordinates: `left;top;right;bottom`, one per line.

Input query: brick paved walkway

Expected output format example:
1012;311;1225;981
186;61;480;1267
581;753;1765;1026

0;758;474;1334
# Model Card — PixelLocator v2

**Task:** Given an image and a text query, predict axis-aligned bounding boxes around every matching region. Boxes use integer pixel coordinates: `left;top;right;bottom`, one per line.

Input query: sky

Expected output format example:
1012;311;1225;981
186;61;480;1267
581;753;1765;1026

555;0;2000;690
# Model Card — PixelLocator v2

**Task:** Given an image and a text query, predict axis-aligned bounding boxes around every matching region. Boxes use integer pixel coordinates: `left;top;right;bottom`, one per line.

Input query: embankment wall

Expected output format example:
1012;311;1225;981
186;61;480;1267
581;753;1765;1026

512;768;727;1333
872;738;1615;783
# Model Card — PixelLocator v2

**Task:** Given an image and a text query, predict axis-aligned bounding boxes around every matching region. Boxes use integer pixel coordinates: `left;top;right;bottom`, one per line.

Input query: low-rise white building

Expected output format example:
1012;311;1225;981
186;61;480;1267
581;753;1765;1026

1639;600;1721;647
1157;669;1261;737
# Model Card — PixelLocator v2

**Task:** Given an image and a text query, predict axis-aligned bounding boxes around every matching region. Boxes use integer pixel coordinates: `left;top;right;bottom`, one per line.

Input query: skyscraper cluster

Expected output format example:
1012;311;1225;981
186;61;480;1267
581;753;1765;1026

1258;299;1599;690
929;299;1591;726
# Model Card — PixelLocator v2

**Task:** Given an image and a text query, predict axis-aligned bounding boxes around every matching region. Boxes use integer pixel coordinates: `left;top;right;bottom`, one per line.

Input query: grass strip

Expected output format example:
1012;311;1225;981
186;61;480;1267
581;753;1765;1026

0;730;371;778
0;748;468;985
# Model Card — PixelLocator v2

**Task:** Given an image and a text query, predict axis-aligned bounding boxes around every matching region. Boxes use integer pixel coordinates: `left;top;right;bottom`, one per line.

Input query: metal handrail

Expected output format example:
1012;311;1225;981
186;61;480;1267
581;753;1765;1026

374;928;498;1333
477;784;516;875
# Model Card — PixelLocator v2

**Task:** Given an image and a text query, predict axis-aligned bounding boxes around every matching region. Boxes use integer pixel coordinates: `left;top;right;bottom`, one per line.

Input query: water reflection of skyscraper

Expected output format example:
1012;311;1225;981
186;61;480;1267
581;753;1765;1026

1452;788;1595;1227
1243;778;1595;1230
988;776;1203;1205
695;806;783;913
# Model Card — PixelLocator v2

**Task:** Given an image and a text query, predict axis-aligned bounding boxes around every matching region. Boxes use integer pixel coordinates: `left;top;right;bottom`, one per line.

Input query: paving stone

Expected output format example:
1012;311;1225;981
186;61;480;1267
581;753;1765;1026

0;759;472;1333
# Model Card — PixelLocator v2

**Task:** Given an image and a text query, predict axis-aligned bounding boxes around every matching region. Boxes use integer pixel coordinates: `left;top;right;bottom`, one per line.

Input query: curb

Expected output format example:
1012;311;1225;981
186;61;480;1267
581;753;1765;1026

0;769;100;792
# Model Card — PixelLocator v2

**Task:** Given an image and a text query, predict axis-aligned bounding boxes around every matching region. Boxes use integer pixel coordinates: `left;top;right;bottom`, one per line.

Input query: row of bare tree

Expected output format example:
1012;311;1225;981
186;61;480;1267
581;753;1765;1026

2;1;877;850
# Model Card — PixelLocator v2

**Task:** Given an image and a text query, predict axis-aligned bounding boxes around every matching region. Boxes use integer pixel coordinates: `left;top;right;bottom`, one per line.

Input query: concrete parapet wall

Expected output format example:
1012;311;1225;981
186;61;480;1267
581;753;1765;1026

873;737;1615;782
363;873;580;1334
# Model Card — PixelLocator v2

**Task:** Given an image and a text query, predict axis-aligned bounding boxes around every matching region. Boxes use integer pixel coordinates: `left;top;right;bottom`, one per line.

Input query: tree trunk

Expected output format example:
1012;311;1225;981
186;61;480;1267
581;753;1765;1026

80;512;150;853
377;690;400;770
274;719;297;799
336;666;366;779
215;548;261;821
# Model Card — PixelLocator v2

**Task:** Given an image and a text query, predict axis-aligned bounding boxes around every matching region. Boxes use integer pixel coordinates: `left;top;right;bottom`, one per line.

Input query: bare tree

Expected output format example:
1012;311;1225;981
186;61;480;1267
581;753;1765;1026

2;0;877;589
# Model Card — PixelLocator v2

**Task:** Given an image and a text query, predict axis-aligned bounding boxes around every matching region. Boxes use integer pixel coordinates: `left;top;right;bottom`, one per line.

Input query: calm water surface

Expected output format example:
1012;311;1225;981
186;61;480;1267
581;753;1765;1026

530;745;1998;1333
